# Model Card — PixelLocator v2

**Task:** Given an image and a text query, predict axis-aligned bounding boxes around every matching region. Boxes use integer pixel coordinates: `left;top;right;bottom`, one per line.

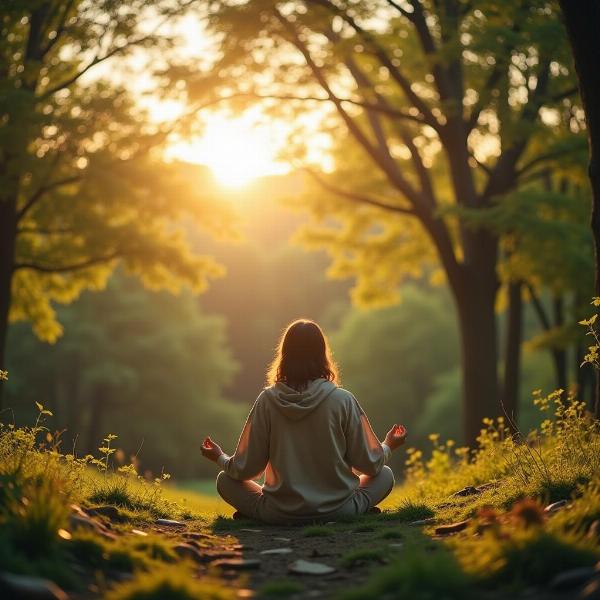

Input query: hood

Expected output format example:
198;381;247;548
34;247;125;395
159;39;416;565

264;378;338;421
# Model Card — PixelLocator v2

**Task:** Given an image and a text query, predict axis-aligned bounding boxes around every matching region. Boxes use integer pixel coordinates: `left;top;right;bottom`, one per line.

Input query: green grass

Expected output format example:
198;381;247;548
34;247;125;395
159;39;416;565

385;499;435;523
302;525;336;537
105;566;236;600
340;547;386;567
259;579;304;598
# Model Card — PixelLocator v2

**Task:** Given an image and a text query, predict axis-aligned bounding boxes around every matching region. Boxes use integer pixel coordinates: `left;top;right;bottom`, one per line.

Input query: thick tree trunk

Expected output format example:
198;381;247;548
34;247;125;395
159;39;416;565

455;268;500;447
560;1;600;416
0;198;17;410
502;281;523;428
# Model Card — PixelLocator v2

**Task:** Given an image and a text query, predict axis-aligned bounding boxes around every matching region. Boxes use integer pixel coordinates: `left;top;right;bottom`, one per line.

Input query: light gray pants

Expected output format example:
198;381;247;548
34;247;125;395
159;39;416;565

216;466;395;525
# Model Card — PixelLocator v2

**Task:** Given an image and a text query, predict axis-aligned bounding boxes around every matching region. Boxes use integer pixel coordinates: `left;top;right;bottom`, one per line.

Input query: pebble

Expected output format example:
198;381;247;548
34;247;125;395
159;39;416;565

200;550;242;563
131;529;148;537
288;559;336;575
260;548;293;555
434;520;470;536
173;543;203;562
239;528;262;533
544;500;568;513
388;543;404;550
550;567;597;590
582;578;600;600
0;572;69;600
155;518;184;527
273;537;292;543
183;531;213;540
212;559;261;570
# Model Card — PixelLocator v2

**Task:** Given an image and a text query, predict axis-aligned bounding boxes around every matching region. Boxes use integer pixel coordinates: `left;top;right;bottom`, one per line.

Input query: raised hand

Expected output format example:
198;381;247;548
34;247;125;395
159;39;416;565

201;436;224;463
384;424;407;450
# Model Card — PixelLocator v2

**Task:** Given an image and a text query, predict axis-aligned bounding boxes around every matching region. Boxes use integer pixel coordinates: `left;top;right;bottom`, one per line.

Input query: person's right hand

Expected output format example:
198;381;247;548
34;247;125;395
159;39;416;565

201;436;224;463
384;424;407;450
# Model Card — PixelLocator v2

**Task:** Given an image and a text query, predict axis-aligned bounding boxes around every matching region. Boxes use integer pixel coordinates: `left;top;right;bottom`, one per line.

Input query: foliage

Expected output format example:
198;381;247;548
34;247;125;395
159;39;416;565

259;579;304;598
5;273;244;477
0;0;232;350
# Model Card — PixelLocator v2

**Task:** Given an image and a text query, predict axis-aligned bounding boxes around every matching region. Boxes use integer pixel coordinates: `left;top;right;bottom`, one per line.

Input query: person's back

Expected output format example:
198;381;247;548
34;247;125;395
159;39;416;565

200;319;407;524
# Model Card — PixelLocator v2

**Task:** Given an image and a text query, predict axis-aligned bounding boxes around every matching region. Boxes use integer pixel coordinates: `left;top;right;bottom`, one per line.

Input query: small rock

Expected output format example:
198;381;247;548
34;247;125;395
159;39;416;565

544;500;568;513
182;532;212;540
69;515;98;533
155;518;184;527
388;543;404;550
213;559;261;570
409;518;435;526
582;577;600;600
273;537;292;543
173;543;203;562
236;589;255;598
452;486;480;498
475;482;496;492
131;529;148;537
200;550;242;563
239;528;262;533
550;567;597;590
325;521;337;525
86;505;121;520
260;548;293;555
0;572;69;600
434;520;470;536
289;559;336;576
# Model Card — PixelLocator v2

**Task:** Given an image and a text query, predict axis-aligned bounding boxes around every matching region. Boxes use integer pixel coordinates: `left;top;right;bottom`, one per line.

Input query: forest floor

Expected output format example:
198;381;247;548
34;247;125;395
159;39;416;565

1;394;600;599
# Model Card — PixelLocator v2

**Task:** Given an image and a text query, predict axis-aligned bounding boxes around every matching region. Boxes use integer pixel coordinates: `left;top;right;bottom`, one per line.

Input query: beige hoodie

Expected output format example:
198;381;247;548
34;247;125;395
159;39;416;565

219;379;387;520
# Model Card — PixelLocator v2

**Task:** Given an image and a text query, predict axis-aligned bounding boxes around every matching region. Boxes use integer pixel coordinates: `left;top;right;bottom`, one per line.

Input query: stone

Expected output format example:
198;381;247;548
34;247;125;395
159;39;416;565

388;543;404;550
173;543;203;562
260;548;293;555
409;518;436;526
451;486;480;498
475;482;496;492
0;572;69;600
200;550;242;563
550;567;597;590
69;514;98;533
544;500;568;513
289;559;336;576
131;529;148;537
239;528;262;533
582;578;600;600
155;518;184;527
212;559;261;570
273;537;292;543
434;520;470;536
182;531;212;540
86;505;121;520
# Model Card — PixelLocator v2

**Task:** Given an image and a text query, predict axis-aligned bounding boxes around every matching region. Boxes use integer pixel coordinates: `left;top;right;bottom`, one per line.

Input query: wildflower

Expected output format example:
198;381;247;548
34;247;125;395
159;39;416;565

0;370;8;381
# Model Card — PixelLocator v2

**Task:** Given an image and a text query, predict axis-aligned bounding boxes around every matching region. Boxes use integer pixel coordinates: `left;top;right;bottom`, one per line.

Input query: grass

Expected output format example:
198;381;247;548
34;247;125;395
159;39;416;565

1;389;599;599
105;566;236;600
259;579;304;598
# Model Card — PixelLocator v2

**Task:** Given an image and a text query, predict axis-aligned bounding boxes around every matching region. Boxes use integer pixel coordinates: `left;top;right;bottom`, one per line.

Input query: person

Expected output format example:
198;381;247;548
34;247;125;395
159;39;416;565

200;319;407;525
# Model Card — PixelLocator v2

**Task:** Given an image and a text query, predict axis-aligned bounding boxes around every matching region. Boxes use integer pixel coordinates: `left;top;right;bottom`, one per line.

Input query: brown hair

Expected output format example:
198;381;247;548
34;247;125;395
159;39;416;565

267;319;339;391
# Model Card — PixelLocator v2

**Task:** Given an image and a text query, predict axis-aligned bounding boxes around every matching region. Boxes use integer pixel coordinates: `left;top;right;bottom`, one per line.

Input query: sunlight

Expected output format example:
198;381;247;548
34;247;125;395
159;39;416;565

167;112;290;187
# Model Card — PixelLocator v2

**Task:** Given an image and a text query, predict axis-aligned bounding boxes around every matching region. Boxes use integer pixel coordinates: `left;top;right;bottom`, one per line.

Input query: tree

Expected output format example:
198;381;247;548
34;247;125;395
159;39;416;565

5;272;244;477
558;1;600;415
197;0;580;443
0;0;229;408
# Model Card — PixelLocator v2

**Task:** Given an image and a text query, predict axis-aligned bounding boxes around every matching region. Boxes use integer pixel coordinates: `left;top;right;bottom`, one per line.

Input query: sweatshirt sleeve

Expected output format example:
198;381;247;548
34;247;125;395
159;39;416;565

345;395;386;477
219;394;270;481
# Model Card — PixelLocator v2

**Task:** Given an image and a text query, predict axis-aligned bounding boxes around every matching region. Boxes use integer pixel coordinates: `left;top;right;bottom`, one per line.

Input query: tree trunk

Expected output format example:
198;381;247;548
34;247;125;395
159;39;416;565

86;384;107;455
502;280;523;428
559;1;600;416
0;198;17;410
455;270;500;447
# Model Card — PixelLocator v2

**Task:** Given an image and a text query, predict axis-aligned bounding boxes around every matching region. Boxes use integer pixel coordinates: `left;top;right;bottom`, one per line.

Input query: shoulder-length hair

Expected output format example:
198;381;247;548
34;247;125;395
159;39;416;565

266;319;339;391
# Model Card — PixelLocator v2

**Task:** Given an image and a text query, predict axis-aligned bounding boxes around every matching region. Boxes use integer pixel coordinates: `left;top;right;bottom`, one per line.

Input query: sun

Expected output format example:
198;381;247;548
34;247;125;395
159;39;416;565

166;112;289;188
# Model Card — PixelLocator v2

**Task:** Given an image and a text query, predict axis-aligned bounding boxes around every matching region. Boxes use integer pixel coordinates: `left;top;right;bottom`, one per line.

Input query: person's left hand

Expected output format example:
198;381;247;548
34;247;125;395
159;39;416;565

201;436;224;463
384;424;407;450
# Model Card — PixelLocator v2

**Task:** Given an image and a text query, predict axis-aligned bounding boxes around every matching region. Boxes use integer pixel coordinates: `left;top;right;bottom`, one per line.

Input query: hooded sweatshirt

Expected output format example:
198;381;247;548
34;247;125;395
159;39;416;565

218;379;390;520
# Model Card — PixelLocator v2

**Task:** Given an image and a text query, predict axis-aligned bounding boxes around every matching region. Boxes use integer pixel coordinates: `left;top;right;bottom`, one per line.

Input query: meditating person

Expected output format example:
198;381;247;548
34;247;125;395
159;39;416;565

200;319;407;524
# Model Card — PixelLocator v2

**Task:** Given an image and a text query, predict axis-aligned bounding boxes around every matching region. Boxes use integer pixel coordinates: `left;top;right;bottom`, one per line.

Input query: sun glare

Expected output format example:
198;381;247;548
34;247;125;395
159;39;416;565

167;113;289;188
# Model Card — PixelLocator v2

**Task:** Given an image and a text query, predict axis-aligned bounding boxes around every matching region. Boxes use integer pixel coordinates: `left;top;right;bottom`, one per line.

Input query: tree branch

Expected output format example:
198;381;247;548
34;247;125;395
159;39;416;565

303;167;415;215
17;174;82;221
527;284;552;332
14;253;120;274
